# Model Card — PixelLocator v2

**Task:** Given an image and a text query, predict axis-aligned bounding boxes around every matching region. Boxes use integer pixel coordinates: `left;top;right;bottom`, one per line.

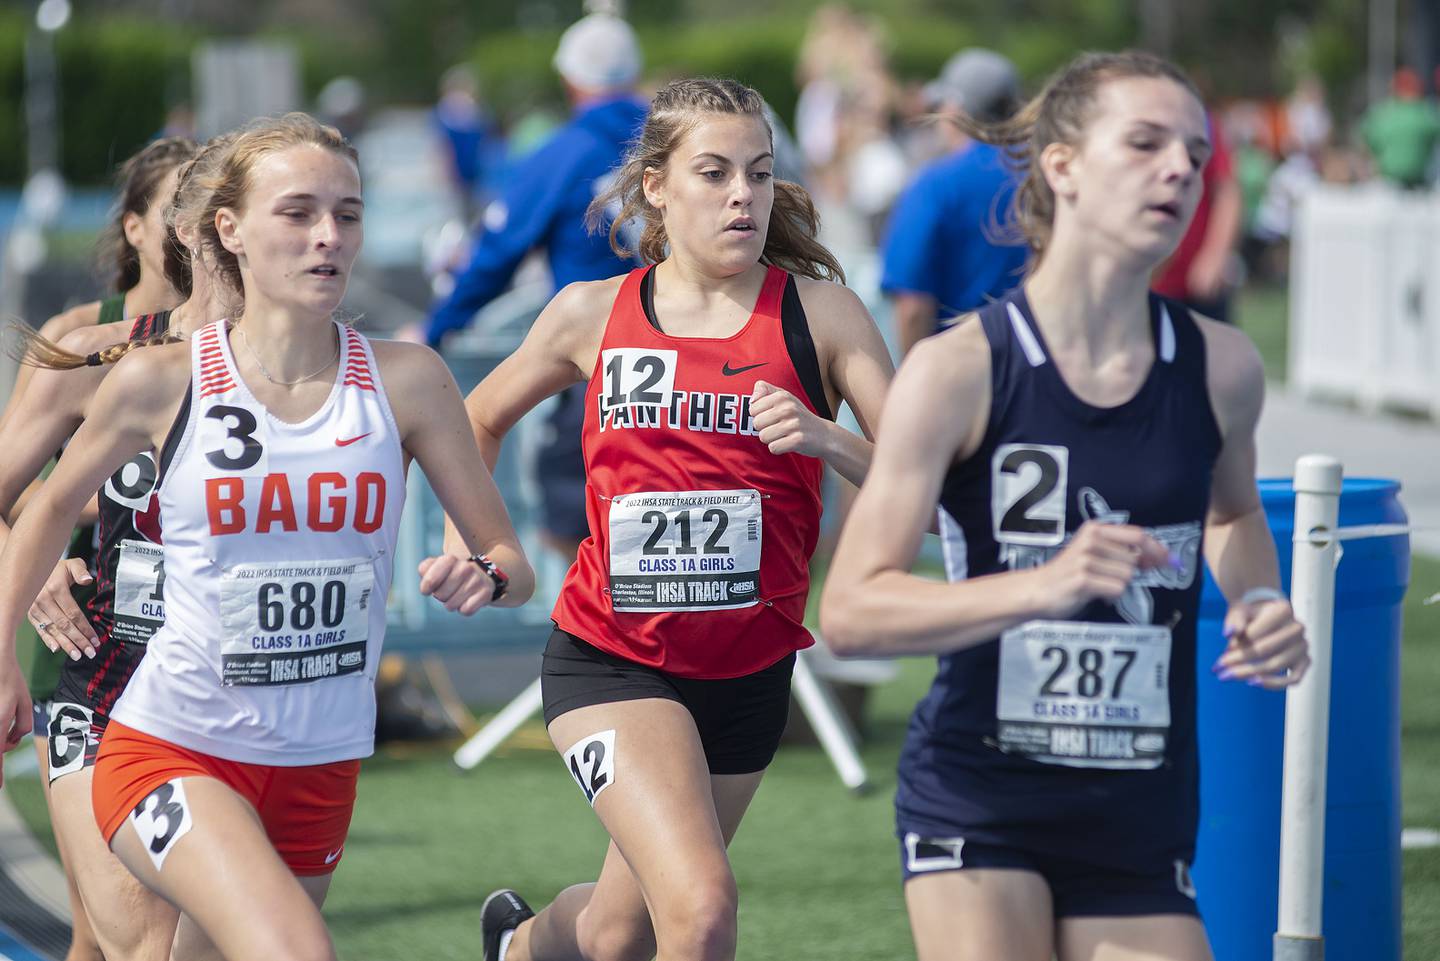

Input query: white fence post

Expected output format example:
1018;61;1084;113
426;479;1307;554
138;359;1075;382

1273;455;1343;961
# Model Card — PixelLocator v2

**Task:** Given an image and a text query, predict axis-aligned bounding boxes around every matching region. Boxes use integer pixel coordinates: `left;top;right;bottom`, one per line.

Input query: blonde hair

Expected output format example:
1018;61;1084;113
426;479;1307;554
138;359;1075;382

5;322;181;371
954;50;1201;263
194;113;358;294
588;77;844;283
161;131;243;301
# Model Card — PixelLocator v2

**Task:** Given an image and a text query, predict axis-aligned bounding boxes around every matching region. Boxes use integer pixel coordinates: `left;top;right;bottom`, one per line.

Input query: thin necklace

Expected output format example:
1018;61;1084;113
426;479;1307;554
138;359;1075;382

233;324;339;386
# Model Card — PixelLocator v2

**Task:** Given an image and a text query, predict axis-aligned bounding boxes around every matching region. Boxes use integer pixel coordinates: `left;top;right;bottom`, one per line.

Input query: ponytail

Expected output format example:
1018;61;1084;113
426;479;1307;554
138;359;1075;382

5;322;182;371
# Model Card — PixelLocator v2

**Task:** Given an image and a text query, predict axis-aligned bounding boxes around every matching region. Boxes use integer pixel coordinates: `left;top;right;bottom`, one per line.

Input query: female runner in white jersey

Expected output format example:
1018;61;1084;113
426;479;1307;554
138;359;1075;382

454;78;894;961
0;113;533;961
821;52;1308;961
0;136;236;961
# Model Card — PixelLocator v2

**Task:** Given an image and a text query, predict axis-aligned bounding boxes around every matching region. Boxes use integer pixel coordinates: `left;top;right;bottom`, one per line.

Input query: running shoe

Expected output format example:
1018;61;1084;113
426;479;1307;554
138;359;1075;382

481;888;535;961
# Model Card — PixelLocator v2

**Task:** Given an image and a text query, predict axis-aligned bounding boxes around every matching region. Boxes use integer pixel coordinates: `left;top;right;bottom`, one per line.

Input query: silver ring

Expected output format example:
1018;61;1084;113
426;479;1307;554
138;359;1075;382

33;620;51;632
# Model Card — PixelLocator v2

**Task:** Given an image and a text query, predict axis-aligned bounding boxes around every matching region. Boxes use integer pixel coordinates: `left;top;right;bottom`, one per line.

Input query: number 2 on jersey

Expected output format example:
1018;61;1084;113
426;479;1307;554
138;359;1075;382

991;443;1069;547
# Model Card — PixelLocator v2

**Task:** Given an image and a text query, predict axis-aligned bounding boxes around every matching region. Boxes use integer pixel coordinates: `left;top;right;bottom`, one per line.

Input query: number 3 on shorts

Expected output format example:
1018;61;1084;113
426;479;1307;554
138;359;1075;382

130;779;194;871
564;730;616;806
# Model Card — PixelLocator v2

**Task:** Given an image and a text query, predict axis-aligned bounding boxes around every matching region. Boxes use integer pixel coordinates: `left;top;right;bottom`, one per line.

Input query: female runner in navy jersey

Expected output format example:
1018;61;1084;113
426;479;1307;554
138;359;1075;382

452;78;894;961
821;52;1308;961
0;113;532;961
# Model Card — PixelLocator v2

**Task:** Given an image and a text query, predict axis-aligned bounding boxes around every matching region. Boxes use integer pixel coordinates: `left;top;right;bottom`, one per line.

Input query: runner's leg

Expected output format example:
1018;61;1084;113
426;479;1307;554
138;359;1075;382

905;870;1055;961
49;766;178;960
33;733;105;961
108;776;336;961
511;770;763;961
1058;915;1212;961
169;874;334;961
506;698;755;961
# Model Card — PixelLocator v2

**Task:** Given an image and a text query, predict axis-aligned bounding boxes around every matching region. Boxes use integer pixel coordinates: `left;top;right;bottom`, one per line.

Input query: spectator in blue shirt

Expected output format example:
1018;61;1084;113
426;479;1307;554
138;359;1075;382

433;63;502;223
419;12;647;560
882;49;1028;355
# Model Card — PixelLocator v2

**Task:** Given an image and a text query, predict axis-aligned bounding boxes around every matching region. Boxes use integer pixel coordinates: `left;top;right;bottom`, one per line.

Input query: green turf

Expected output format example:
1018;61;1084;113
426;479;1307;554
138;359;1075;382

4;555;1436;959
1235;283;1289;383
321;657;928;960
1402;554;1440;960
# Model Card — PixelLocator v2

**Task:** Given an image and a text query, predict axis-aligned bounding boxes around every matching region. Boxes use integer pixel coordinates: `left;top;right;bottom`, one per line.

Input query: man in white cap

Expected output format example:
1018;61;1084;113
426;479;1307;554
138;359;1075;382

423;13;646;581
881;48;1028;355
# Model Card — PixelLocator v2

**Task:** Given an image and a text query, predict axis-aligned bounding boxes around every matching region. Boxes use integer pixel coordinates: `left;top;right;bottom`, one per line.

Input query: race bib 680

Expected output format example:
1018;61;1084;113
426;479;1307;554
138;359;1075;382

218;558;373;686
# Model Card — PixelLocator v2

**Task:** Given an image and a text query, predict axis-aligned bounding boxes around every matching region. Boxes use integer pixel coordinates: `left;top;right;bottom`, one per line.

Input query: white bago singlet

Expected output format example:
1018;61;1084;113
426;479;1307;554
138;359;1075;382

110;320;405;766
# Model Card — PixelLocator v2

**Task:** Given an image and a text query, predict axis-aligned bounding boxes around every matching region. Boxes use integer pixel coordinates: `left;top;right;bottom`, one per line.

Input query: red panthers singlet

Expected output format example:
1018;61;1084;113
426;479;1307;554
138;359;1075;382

553;265;827;679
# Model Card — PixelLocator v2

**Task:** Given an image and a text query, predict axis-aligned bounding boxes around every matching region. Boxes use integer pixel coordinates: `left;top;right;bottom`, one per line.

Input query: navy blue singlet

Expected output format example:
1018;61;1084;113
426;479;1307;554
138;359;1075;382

895;287;1223;873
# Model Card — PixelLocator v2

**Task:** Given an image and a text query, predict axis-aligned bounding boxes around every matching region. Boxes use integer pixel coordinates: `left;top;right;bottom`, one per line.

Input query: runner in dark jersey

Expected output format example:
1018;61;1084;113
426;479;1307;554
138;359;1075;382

453;77;894;961
821;52;1309;961
0;139;225;961
6;137;196;752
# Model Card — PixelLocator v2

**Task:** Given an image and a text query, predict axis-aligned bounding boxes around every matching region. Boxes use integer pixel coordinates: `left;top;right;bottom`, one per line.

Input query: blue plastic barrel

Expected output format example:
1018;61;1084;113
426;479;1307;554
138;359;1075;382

1193;478;1409;961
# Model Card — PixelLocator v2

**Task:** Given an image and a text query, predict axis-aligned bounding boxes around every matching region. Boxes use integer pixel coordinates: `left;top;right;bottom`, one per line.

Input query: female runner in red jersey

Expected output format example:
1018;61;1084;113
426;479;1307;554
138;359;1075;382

457;77;895;961
0;113;533;961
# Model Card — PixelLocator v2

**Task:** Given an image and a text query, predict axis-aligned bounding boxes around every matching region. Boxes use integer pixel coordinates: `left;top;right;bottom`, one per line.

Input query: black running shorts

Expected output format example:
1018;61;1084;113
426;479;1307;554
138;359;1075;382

541;628;794;775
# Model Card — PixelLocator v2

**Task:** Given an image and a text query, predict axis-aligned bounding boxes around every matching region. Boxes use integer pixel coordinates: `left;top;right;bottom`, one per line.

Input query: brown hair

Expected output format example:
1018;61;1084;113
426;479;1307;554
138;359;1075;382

195;113;359;294
589;77;844;283
162;131;240;298
4;322;181;371
954;50;1200;263
96;137;198;293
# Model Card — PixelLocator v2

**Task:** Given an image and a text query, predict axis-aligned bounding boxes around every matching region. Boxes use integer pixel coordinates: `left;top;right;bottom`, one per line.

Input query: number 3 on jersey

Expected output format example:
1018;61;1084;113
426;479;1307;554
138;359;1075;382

991;443;1068;547
200;403;268;475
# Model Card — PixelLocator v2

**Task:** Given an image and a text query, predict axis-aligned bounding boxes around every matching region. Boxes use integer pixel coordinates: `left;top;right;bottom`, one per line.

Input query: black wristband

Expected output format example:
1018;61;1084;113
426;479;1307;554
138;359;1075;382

469;552;509;602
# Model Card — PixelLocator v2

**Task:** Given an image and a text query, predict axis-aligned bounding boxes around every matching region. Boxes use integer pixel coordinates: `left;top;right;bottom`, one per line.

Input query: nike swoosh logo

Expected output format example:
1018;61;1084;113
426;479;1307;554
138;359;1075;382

721;362;767;376
335;433;372;447
324;848;343;864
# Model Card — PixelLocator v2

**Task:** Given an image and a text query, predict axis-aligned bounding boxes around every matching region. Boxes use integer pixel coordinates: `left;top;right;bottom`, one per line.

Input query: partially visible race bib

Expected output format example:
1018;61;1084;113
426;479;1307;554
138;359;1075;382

218;558;373;686
113;540;165;645
46;702;96;783
995;620;1172;770
608;489;761;612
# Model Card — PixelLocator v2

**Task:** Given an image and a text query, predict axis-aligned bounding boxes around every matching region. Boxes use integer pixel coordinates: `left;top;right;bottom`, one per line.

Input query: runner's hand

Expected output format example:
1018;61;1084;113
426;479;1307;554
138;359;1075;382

1036;522;1173;619
1214;596;1309;689
751;381;830;458
29;558;96;661
418;553;495;615
0;656;34;787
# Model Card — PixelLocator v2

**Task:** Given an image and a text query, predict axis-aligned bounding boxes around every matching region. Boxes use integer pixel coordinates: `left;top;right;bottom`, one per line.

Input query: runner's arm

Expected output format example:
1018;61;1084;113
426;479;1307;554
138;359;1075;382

791;279;895;486
0;362;94;552
380;342;535;610
820;325;1169;656
0;349;122;647
0;302;100;441
1199;319;1308;688
1200;320;1278;600
439;280;610;558
463;278;612;469
0;350;176;729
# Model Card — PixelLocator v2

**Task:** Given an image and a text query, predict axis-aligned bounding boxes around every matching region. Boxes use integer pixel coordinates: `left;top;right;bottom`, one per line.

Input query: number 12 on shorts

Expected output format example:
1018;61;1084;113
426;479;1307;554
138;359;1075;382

564;730;616;806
